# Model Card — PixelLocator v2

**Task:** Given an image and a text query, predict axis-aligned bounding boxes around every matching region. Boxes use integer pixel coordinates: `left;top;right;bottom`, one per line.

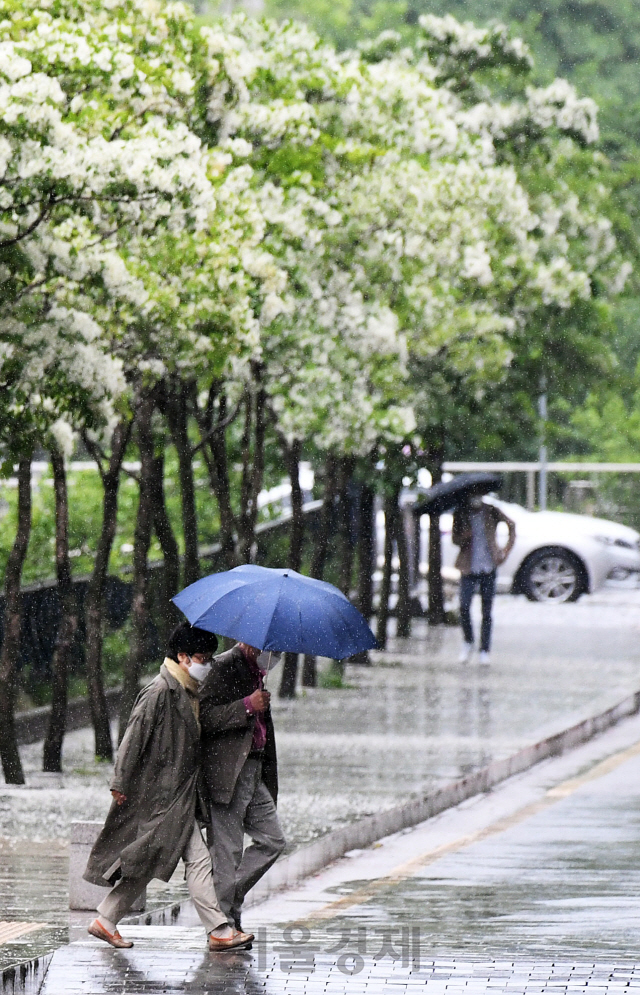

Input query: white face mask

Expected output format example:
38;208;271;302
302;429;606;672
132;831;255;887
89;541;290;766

186;658;212;682
257;651;282;671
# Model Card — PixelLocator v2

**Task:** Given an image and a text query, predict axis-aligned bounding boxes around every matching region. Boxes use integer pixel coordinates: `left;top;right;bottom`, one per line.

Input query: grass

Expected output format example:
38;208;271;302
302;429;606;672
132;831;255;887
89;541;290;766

318;662;357;690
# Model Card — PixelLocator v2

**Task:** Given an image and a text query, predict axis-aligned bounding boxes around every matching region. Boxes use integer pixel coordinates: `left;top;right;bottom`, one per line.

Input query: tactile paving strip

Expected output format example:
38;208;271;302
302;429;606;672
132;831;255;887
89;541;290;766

0;921;49;944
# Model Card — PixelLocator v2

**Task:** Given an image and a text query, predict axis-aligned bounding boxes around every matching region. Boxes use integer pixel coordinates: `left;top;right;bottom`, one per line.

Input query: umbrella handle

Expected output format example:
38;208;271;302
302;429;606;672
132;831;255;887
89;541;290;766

262;651;272;690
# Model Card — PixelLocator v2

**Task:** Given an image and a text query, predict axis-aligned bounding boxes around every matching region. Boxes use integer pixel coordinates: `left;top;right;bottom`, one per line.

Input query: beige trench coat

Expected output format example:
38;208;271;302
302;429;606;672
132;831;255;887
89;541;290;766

84;664;206;886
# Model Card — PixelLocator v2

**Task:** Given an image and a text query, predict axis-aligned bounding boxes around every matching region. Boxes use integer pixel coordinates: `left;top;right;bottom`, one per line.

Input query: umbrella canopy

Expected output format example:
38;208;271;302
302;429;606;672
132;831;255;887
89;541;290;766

172;564;377;660
414;472;502;516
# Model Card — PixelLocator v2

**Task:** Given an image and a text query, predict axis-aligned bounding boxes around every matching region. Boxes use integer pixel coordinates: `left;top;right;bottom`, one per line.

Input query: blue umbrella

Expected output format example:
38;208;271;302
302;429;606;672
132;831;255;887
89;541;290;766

172;564;377;660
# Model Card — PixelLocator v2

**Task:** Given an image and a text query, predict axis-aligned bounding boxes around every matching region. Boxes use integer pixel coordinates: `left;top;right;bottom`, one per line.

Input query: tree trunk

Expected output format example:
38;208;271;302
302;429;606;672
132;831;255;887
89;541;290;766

287;438;304;572
337;457;356;597
0;456;32;784
395;501;412;638
427;461;445;625
303;455;338;688
310;454;337;581
301;655;317;688
350;481;375;664
196;385;238;570
119;393;156;740
279;439;303;700
237;387;253;564
167;381;199;587
204;395;237;569
43;445;79;773
238;366;266;565
357;483;375;618
278;655;298;698
84;420;131;762
376;490;398;650
151;451;181;647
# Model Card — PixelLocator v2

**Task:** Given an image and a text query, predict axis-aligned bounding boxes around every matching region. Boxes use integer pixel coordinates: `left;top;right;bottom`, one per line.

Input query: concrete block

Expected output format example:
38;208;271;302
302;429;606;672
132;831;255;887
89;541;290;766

69;821;145;912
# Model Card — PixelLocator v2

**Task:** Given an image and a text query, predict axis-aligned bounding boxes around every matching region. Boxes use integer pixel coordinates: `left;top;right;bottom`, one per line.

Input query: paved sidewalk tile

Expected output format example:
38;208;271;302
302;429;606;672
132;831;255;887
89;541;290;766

36;935;640;995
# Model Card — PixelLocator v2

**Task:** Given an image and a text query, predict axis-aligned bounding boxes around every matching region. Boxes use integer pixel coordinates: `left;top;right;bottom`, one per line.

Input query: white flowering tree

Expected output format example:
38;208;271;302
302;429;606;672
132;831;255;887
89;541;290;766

193;13;629;649
0;0;631;740
0;0;232;771
351;16;629;622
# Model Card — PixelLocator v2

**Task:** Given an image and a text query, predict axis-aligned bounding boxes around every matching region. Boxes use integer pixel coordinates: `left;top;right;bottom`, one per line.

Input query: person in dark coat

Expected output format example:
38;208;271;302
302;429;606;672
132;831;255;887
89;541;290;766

200;642;286;930
452;494;516;663
84;623;253;951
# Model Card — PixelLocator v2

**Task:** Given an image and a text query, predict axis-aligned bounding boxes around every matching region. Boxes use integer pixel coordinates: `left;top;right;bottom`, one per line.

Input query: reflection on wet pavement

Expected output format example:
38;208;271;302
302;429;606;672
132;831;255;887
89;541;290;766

35;930;640;994
253;714;640;966
0;834;188;971
383;756;640;960
0;840;67;972
40;944;269;995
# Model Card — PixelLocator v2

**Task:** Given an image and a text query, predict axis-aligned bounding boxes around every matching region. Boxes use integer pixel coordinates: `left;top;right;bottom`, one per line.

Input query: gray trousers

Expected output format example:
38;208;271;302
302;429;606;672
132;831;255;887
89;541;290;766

207;757;286;922
97;821;227;933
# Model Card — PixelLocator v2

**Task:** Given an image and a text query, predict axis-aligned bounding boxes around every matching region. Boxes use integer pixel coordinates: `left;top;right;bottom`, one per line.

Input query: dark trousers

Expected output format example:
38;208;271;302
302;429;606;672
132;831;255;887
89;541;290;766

460;570;496;652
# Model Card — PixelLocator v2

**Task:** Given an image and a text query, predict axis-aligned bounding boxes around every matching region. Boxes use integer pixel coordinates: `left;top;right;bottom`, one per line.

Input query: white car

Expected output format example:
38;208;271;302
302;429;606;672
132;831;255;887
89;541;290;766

438;498;640;602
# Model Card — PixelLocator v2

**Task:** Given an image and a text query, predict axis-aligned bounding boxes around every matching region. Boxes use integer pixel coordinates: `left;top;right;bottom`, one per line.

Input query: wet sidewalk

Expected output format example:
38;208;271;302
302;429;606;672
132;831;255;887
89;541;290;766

5;588;640;848
35;703;640;992
4;586;640;973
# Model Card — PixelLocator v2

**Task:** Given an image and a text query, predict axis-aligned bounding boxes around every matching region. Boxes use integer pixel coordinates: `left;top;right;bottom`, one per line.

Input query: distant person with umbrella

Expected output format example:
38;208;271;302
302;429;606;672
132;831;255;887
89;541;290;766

453;492;516;662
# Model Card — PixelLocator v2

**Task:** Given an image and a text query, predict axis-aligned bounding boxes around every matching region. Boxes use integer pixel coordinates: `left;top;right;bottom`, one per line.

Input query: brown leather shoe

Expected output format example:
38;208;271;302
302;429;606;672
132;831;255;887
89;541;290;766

208;929;254;951
88;919;134;948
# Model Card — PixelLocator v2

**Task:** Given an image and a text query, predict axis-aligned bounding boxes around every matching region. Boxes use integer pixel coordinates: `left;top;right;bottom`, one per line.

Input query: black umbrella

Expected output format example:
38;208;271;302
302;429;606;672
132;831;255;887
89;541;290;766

413;472;503;516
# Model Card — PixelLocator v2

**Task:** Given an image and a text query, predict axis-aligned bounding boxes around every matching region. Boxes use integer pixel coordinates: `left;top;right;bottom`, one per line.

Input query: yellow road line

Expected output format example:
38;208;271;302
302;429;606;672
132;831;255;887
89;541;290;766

302;736;640;923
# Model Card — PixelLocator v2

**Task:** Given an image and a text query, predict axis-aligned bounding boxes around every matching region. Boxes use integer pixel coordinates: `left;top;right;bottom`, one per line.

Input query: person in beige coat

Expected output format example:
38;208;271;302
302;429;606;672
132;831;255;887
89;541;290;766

84;622;253;951
452;494;516;663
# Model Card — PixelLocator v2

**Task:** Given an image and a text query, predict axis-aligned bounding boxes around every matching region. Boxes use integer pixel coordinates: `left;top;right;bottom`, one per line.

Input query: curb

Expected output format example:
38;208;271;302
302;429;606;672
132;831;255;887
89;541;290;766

1;953;53;995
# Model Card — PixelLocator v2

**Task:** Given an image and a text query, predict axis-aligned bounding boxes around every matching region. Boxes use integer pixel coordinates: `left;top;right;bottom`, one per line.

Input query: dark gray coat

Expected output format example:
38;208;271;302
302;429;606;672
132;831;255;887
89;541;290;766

199;645;278;807
84;664;204;886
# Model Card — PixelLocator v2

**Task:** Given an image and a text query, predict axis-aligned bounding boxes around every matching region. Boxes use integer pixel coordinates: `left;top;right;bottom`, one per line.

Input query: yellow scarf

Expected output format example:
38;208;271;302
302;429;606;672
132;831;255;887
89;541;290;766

163;657;200;725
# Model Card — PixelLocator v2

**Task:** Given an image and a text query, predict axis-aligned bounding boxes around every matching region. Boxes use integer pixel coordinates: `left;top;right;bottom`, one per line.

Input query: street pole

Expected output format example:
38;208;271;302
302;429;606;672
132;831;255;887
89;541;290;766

526;470;535;511
538;378;547;511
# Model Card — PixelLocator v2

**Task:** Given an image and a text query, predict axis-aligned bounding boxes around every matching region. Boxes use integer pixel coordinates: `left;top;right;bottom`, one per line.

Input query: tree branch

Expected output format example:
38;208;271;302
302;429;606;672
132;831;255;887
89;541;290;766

191;400;242;456
0;200;52;248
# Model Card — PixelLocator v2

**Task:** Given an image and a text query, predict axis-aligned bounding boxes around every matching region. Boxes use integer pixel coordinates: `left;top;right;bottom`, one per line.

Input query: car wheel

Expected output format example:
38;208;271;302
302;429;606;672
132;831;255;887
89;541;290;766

519;547;586;603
